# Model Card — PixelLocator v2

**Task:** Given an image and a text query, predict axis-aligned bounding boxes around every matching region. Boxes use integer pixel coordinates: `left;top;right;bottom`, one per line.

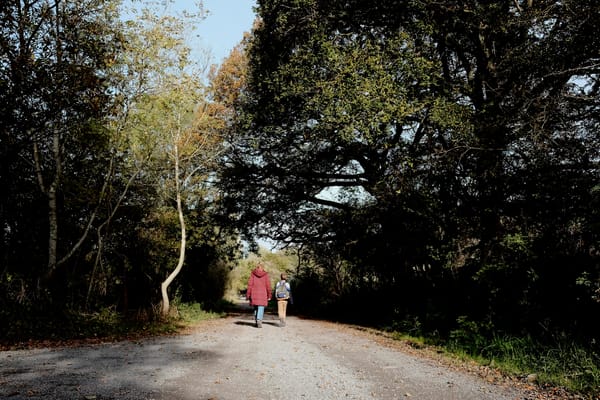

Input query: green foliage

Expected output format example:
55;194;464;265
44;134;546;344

447;316;494;356
389;314;425;339
173;302;225;323
226;248;297;299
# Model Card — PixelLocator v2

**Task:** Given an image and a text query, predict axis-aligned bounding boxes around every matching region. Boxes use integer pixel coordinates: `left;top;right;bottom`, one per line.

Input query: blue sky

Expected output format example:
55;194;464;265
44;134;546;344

186;0;257;65
122;1;256;66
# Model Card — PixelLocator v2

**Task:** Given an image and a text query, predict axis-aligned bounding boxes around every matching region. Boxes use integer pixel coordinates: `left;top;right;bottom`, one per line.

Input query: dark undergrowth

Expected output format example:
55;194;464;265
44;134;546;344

0;300;232;350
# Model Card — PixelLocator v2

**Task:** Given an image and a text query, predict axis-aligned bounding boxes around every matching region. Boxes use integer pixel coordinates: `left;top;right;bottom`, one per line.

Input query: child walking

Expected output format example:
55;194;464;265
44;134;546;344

275;273;292;327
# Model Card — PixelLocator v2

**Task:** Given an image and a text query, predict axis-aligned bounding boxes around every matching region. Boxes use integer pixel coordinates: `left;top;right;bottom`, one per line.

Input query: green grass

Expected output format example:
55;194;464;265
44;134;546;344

388;328;600;399
174;301;226;323
475;335;600;396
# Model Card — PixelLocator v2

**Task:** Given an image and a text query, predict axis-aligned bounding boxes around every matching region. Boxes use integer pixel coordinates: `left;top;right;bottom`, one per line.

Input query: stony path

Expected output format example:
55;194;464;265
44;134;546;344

0;311;536;400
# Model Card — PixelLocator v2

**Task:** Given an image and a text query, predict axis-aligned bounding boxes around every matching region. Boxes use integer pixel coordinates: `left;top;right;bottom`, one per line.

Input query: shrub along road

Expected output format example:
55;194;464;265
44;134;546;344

0;309;576;400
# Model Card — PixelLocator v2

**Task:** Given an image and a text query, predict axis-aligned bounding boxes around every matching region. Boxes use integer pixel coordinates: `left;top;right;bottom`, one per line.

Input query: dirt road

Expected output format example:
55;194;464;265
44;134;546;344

1;309;541;400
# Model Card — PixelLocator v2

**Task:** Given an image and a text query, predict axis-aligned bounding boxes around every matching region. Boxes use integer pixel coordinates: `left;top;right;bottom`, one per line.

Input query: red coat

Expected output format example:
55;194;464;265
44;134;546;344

247;267;271;306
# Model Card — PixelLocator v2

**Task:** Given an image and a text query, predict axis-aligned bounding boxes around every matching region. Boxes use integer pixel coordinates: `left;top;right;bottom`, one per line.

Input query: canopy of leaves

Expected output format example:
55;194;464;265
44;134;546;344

218;0;600;339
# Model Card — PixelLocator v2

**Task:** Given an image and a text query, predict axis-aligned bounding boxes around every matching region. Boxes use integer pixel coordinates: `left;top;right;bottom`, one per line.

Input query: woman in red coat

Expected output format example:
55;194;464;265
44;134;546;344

246;262;271;328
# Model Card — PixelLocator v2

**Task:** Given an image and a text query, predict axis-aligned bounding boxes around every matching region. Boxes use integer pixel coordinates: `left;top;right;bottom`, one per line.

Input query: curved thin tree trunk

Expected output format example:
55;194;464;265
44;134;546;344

161;146;186;316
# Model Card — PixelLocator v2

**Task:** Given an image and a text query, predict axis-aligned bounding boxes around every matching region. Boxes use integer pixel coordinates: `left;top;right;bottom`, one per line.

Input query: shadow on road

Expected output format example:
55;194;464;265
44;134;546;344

228;300;285;328
233;321;256;327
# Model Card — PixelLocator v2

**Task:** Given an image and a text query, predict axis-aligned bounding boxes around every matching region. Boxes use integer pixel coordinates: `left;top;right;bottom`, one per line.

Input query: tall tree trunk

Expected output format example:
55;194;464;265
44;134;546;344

161;145;186;316
47;128;61;277
33;128;62;286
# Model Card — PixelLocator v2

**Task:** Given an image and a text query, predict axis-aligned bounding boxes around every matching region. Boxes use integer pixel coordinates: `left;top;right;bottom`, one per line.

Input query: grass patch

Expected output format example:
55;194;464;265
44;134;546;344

389;331;428;350
174;301;226;324
388;326;600;399
475;334;600;396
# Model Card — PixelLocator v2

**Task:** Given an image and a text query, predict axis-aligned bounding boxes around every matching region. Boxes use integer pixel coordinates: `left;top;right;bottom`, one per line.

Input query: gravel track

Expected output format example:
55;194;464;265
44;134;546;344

1;308;546;400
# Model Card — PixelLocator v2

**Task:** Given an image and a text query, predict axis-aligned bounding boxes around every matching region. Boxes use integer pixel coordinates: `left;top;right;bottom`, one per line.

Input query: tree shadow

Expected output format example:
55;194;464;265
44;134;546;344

234;320;256;327
0;338;222;400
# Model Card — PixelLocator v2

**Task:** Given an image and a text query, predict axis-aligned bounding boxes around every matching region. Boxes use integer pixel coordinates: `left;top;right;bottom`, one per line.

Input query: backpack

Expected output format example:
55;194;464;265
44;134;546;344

275;280;289;299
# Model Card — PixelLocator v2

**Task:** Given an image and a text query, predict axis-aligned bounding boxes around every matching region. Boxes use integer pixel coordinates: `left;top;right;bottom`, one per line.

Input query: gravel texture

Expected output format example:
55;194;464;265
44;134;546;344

0;308;558;400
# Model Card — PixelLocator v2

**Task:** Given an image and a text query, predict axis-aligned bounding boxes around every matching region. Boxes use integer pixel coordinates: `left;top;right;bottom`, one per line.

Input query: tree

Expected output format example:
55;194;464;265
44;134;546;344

115;2;228;316
82;1;210;310
0;0;123;301
152;77;223;316
218;0;600;337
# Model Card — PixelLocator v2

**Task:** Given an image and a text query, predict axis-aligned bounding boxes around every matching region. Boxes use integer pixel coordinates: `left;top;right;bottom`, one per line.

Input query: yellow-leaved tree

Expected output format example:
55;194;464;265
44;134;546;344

118;1;223;316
